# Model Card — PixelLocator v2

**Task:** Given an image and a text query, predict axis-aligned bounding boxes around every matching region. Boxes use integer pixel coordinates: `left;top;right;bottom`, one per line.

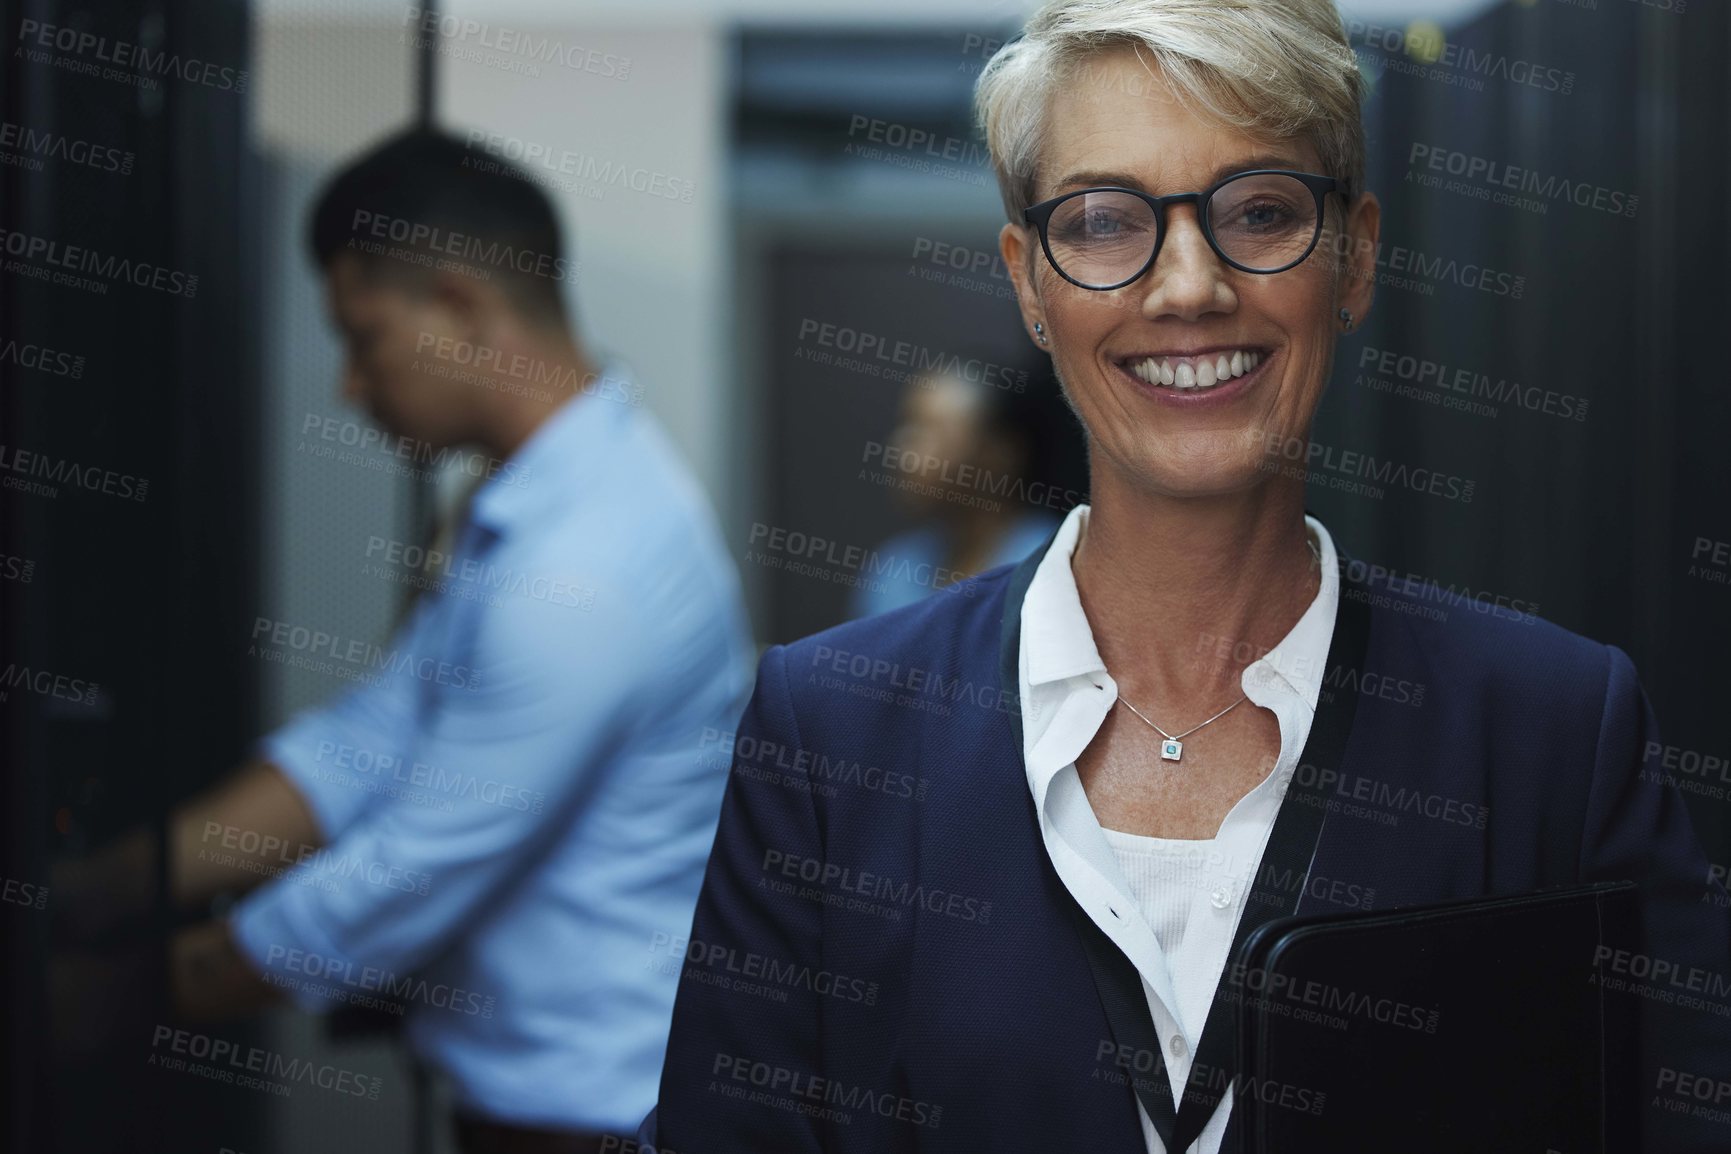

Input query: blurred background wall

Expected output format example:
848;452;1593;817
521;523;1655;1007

3;0;1726;1149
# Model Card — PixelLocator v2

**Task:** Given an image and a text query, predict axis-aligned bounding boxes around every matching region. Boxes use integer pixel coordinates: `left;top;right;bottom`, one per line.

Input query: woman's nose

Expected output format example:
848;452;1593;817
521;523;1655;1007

1141;204;1232;318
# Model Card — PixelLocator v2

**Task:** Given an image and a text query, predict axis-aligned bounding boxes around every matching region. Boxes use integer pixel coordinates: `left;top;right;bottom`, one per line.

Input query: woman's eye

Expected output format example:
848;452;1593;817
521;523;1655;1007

1055;210;1137;242
1230;200;1299;231
1057;210;1126;240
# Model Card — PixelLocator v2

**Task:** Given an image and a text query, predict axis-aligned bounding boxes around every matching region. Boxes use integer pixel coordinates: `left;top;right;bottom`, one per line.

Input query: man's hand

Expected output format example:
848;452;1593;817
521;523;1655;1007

170;919;278;1022
52;760;320;948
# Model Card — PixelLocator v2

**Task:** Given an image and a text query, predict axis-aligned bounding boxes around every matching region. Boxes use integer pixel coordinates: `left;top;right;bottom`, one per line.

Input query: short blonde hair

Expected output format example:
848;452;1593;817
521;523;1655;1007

975;0;1366;224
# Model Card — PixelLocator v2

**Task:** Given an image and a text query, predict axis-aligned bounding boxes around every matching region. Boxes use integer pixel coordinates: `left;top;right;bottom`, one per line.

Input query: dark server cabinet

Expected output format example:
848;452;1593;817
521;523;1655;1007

0;1;261;1150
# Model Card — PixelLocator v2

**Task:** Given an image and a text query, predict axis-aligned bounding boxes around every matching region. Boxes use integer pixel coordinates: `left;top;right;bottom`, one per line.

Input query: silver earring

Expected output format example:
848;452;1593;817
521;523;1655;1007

1338;308;1355;332
1034;322;1048;345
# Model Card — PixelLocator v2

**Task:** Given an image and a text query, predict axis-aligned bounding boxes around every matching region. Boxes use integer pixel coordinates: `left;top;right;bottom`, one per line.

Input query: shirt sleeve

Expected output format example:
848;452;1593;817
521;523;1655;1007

229;573;654;1011
638;643;828;1154
1579;643;1731;1154
256;596;441;841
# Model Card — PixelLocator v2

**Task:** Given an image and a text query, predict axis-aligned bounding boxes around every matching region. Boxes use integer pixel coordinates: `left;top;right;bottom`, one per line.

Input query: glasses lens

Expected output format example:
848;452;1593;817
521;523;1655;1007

1044;190;1159;287
1207;173;1321;272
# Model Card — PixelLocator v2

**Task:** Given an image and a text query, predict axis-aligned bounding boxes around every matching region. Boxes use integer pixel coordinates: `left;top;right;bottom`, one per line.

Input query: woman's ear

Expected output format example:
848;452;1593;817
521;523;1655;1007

1000;221;1048;348
1334;190;1382;329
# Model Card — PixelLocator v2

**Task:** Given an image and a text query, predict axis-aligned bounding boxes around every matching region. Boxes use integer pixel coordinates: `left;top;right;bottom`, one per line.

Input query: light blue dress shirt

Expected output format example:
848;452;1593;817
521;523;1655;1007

230;362;753;1133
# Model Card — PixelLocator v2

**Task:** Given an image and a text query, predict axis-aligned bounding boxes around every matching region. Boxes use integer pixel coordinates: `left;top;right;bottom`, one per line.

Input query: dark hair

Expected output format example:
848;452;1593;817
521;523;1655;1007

307;127;569;325
923;347;1090;511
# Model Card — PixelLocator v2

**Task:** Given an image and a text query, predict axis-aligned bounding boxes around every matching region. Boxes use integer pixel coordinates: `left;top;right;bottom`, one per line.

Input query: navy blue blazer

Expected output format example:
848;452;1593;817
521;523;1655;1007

640;534;1730;1153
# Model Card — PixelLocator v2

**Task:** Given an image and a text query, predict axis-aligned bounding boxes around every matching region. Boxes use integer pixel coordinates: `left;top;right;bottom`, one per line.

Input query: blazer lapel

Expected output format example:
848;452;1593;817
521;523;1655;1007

996;525;1053;705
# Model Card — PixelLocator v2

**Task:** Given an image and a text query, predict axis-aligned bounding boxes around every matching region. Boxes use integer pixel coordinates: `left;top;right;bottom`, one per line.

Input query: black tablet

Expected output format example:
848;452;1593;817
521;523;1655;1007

1229;881;1638;1154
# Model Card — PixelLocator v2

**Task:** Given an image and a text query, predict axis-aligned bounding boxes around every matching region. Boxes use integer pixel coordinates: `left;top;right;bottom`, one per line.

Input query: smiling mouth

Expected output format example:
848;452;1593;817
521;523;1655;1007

1117;349;1268;392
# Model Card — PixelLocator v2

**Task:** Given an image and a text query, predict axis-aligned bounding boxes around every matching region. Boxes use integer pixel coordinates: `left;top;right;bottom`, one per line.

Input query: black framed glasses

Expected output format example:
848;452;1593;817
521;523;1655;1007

1022;169;1342;290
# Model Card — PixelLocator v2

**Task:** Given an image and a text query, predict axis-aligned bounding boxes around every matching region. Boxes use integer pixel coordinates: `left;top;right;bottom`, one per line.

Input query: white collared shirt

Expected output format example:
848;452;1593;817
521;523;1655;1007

1017;502;1340;1154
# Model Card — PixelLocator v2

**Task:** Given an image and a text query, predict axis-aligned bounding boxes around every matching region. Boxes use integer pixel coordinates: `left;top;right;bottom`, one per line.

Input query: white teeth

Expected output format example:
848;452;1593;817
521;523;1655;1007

1126;349;1265;391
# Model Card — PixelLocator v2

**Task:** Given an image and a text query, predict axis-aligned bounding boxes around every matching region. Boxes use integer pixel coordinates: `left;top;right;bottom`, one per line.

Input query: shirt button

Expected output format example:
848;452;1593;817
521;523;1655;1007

1169;1035;1187;1058
1209;885;1233;909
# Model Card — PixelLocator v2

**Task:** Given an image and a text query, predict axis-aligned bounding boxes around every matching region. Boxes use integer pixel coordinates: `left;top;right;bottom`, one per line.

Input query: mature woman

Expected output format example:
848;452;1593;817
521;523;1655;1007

642;3;1727;1152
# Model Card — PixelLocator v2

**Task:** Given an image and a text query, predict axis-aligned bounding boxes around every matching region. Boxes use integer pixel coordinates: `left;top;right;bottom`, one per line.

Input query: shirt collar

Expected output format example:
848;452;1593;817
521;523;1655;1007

468;360;634;536
1023;504;1107;687
1260;515;1339;712
1021;502;1341;707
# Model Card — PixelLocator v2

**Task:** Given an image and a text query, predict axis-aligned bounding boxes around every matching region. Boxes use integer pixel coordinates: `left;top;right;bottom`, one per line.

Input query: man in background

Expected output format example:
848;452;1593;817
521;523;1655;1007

55;128;753;1154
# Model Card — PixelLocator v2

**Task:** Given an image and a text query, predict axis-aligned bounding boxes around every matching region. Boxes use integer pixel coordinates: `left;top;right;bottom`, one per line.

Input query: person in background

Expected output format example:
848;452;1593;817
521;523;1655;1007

850;362;1073;619
54;128;753;1154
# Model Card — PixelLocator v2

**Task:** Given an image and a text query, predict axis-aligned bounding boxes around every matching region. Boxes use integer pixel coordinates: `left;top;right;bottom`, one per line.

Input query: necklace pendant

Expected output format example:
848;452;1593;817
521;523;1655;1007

1160;738;1183;762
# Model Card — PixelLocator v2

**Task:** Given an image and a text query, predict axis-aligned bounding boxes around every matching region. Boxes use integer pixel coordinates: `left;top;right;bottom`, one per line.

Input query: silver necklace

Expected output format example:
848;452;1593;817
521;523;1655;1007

1110;532;1323;763
1116;693;1247;762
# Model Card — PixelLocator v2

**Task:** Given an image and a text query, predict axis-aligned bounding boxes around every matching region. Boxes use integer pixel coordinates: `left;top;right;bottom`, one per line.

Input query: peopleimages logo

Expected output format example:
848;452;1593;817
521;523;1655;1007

806;643;1018;719
1221;964;1442;1034
1356;345;1588;424
844;114;993;177
346;209;578;284
298;414;531;488
403;9;631;80
0;337;85;379
761;849;992;925
1322;229;1525;300
16;19;249;92
364;534;596;611
261;945;496;1018
648;931;882;1006
463;131;694;204
861;441;1083;514
248;617;479;690
414;332;645;407
199;821;433;897
702;726;930;802
795;318;1028;393
1345;21;1574;95
1281;762;1487;830
746;523;980;602
148;1026;381;1099
711;1054;943;1130
1593;945;1731;1002
310;739;546;814
2;876;49;911
0;444;147;502
1407;143;1637;219
1262;433;1475;504
0;227;197;297
0;120;134;174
